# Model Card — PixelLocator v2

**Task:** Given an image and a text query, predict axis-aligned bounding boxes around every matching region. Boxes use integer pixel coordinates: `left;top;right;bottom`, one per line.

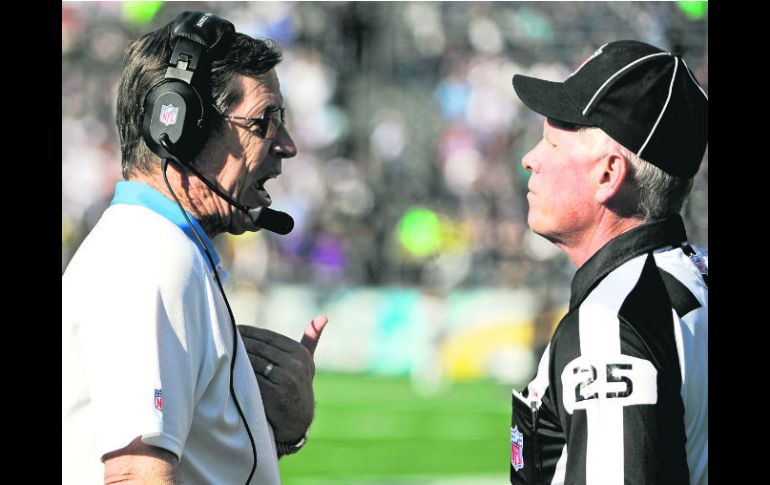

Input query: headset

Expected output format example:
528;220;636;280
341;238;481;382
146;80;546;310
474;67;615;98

141;11;293;235
139;11;263;483
141;11;233;161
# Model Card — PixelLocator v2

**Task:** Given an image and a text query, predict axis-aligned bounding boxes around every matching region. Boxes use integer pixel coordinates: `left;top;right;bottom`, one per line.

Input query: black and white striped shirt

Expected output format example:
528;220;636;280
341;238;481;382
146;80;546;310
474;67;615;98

510;215;708;485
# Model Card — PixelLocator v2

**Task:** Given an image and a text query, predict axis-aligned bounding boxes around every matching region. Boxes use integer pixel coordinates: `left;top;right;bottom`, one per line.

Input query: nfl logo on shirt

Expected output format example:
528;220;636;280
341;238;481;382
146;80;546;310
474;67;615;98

511;426;524;470
160;104;179;126
154;388;163;410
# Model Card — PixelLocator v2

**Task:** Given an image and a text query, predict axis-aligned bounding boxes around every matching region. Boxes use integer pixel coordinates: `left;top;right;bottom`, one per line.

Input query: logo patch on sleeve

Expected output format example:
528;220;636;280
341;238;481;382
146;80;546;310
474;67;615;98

511;426;524;470
154;388;163;410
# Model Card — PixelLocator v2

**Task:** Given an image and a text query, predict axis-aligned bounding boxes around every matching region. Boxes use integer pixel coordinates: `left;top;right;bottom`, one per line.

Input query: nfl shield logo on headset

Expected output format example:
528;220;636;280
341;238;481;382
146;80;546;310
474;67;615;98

511;426;524;470
160;104;179;126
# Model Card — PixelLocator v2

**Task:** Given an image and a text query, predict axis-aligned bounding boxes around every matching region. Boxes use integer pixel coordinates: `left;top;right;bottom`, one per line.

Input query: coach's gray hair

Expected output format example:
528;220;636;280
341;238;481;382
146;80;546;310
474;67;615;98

580;128;694;221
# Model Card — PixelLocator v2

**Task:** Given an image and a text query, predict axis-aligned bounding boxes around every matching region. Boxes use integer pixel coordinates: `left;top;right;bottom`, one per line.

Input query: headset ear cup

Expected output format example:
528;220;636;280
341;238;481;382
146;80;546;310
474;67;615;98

139;11;232;163
141;80;209;161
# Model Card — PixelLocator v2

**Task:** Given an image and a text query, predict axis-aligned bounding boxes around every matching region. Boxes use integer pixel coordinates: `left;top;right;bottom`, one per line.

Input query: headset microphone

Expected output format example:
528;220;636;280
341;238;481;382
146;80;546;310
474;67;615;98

159;134;294;235
247;207;294;235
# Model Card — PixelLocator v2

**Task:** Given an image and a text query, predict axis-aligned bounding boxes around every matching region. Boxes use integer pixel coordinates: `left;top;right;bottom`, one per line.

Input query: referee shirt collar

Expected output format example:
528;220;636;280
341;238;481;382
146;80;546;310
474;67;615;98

111;180;221;270
569;214;688;311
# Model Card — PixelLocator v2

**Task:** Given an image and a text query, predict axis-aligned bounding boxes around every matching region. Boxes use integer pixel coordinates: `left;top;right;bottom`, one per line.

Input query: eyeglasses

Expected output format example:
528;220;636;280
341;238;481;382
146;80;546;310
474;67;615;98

221;107;286;140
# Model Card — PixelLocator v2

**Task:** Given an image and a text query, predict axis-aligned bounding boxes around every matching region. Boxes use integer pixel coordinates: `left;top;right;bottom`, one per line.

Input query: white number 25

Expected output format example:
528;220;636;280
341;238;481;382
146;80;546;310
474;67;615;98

560;355;658;414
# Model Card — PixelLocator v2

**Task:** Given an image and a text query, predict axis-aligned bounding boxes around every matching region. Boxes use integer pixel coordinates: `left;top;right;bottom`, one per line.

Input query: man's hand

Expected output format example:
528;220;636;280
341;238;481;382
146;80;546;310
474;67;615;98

237;316;328;444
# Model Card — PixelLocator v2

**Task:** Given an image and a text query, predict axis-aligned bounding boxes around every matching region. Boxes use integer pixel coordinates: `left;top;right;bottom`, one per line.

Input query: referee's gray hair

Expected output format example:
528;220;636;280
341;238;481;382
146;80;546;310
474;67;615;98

579;127;694;221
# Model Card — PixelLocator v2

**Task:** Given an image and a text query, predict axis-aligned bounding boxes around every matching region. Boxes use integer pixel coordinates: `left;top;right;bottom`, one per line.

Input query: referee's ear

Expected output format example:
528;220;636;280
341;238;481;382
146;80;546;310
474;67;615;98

594;150;633;209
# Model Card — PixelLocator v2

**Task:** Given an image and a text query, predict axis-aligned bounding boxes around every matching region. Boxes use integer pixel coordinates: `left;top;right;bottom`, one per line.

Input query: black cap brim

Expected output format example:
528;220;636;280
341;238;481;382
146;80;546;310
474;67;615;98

512;75;593;127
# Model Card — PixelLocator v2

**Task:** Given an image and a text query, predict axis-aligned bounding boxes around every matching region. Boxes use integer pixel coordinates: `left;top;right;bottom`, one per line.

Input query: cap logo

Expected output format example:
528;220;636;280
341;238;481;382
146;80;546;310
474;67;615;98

566;44;607;80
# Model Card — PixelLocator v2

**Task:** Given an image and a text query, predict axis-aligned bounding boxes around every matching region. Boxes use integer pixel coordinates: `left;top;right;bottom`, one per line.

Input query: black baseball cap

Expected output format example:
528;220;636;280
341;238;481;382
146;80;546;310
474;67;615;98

512;40;708;178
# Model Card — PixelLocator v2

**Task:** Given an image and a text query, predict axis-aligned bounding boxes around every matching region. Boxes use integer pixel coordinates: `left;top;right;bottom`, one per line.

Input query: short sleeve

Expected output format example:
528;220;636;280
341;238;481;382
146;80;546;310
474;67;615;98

81;248;208;460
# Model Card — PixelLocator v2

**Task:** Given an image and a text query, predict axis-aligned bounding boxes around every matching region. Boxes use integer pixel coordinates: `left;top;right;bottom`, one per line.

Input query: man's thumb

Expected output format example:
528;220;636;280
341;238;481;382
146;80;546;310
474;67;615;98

300;315;328;356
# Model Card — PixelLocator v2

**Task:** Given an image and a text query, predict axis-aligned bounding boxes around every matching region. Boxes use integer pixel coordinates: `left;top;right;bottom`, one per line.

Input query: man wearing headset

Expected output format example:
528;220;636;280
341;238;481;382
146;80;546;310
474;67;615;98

62;12;326;484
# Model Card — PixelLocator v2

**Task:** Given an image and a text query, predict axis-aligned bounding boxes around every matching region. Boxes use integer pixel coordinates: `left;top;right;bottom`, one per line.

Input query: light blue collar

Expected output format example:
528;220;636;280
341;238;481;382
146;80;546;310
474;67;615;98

111;181;220;270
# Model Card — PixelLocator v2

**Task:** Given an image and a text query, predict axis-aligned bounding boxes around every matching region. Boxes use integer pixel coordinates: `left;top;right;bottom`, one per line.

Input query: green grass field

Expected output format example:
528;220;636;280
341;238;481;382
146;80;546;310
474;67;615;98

279;372;516;485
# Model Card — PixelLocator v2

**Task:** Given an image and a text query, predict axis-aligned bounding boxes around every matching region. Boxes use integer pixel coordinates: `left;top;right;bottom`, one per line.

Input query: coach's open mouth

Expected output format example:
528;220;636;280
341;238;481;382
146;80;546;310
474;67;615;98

254;173;279;206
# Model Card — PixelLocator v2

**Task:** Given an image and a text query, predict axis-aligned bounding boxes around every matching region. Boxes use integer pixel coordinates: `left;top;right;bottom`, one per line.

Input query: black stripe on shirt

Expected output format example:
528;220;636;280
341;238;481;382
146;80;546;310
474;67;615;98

659;268;702;318
618;253;689;484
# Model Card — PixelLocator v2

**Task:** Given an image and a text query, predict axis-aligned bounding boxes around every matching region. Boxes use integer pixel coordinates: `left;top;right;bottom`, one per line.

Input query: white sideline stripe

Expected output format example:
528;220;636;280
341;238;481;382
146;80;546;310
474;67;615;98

582;52;671;116
638;57;679;157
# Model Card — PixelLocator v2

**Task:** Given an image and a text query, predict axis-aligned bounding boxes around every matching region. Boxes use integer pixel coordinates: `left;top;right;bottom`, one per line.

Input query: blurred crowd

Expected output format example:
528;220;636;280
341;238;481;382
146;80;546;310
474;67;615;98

62;1;708;305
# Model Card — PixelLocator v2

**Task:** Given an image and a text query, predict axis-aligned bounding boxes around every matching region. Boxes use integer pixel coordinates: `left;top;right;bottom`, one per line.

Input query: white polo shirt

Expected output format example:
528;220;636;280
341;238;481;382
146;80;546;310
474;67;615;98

62;181;281;484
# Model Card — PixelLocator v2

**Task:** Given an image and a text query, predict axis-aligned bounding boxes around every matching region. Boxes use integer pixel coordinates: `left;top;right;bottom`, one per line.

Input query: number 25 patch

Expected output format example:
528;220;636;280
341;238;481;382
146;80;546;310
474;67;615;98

560;355;657;414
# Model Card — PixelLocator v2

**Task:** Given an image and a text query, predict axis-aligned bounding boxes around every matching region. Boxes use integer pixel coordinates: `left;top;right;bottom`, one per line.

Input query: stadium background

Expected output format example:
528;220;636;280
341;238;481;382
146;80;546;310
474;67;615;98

62;2;708;483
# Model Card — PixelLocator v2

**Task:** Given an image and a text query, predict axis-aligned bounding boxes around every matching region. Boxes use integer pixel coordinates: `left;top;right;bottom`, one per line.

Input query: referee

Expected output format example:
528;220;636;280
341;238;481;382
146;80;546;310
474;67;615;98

508;40;707;484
